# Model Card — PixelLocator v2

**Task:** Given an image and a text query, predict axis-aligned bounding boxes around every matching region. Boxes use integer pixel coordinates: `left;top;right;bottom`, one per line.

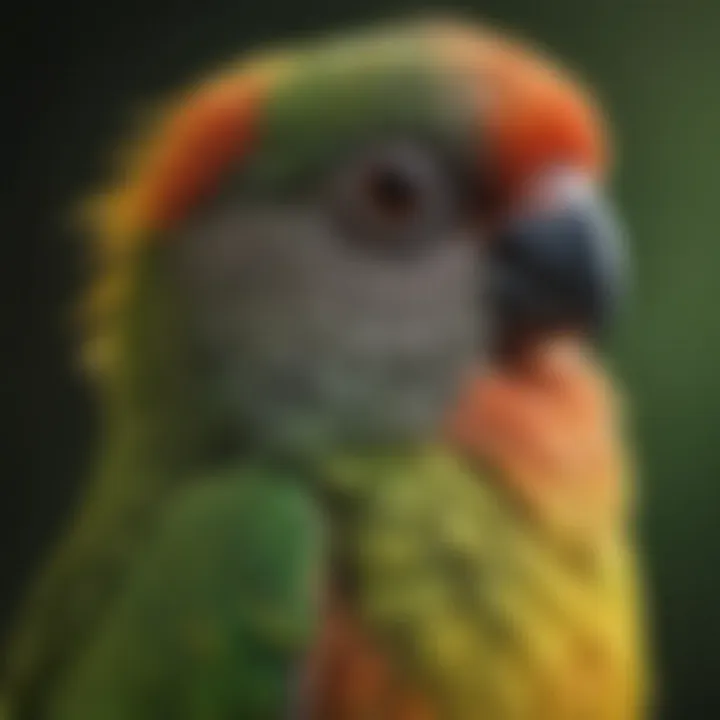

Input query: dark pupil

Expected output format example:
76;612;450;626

365;166;419;221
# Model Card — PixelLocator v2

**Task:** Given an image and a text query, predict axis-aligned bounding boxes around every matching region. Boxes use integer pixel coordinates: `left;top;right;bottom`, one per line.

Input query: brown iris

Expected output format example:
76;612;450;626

363;164;422;224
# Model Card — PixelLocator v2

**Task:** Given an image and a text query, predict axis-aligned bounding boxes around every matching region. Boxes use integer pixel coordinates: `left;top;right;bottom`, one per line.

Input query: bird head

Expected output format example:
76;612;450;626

83;20;626;455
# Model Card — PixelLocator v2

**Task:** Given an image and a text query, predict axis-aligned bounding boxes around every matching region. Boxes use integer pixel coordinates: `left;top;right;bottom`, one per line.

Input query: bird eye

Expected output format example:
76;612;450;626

331;142;458;254
363;164;422;223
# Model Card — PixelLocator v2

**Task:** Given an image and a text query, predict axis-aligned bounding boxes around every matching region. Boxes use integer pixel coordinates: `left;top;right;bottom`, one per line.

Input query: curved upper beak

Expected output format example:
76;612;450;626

488;168;627;352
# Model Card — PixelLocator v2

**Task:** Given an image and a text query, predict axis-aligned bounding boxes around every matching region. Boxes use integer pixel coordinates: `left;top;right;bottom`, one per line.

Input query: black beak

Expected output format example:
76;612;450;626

488;169;626;352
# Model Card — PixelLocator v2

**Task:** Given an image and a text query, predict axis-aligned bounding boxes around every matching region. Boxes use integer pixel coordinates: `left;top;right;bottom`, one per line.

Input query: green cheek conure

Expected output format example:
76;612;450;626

1;18;649;720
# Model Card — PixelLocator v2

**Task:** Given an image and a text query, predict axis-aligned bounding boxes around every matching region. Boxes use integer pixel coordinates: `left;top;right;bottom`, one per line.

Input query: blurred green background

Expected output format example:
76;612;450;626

4;0;720;717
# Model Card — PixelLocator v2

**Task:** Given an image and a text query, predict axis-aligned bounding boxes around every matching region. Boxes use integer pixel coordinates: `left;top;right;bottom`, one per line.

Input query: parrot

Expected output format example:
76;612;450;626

1;18;649;720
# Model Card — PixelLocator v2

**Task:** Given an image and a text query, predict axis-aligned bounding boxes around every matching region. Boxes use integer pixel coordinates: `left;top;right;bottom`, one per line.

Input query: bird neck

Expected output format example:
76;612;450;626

94;246;220;490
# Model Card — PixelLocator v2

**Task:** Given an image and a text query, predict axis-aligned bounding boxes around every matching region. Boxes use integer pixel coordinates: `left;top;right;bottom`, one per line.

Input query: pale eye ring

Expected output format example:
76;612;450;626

331;141;459;254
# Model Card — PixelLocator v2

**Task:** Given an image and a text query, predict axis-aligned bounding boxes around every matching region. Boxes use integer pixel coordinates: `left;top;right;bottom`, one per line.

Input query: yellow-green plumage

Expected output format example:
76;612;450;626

321;447;647;719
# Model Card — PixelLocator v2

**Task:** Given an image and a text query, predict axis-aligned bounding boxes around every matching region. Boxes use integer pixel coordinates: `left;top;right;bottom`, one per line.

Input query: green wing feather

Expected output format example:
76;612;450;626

2;469;324;720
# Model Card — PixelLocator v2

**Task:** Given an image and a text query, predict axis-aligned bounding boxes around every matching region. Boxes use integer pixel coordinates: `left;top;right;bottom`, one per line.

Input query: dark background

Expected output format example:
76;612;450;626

4;0;720;717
